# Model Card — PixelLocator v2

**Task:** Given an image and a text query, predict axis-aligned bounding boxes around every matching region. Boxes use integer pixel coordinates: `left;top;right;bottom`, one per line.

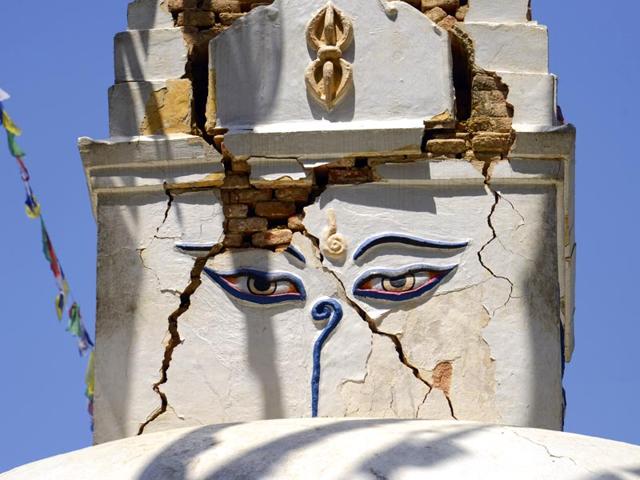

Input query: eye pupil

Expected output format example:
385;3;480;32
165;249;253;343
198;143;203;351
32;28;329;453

382;274;416;292
248;276;279;295
389;277;407;289
252;277;272;292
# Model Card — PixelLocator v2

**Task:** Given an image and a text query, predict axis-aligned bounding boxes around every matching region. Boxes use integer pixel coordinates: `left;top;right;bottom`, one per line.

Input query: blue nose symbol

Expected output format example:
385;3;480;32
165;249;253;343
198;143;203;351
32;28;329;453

311;298;344;417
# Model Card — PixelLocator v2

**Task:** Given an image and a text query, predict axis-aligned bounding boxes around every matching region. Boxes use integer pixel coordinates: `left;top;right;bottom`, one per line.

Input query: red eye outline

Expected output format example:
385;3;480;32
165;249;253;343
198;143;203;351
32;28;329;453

204;268;307;305
353;264;456;302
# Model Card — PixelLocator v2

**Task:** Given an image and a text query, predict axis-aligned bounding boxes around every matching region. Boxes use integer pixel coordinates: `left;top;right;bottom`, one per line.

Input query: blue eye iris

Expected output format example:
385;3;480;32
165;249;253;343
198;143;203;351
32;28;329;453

204;268;306;305
353;264;456;302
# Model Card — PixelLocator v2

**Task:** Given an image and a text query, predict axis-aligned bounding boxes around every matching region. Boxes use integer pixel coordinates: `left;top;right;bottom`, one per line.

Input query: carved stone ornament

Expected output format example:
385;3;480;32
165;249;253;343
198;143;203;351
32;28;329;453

305;2;354;111
321;208;348;259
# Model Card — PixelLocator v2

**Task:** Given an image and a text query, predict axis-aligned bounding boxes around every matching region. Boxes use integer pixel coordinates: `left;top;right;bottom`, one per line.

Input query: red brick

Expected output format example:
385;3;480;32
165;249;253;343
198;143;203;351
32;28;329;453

255;201;297;220
252;229;293;248
275;187;312;202
223;204;249;219
288;214;305;232
227;217;268;234
223;233;245;248
328;168;372;185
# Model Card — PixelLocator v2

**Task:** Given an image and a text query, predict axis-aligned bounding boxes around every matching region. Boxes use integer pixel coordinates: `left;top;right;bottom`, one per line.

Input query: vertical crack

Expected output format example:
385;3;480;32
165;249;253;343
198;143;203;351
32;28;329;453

156;183;175;237
478;162;515;313
137;242;224;435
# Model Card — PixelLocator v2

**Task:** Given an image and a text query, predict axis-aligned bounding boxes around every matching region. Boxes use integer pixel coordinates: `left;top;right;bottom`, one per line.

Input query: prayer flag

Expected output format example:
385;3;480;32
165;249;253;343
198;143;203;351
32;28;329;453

68;303;94;356
0;88;9;102
25;191;41;219
55;292;65;321
6;131;25;157
2;110;21;136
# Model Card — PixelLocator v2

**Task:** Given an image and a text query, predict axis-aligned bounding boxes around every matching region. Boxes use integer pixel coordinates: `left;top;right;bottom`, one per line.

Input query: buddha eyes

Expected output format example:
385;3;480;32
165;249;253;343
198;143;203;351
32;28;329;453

353;265;456;302
203;268;306;305
204;265;454;305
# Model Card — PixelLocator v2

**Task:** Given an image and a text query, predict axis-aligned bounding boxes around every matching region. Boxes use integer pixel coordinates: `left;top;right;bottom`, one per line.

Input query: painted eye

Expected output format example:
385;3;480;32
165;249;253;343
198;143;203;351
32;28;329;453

204;268;306;305
354;265;456;302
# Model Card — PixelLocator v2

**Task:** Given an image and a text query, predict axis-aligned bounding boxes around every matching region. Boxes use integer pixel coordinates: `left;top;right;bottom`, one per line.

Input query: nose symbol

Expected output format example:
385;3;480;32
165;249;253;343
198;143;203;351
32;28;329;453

311;298;344;417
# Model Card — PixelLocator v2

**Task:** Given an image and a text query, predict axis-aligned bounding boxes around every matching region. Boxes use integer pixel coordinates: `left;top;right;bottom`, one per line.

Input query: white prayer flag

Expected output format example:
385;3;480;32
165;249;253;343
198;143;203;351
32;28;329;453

0;88;10;102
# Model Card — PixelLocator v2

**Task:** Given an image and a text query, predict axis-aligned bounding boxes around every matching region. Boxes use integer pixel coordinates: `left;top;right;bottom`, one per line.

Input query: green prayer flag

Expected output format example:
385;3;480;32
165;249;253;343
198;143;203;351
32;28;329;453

6;131;25;157
68;303;82;337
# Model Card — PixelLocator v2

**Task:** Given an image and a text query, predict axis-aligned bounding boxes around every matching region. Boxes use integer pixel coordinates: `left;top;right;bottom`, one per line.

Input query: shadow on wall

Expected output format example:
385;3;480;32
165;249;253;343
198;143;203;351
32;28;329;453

137;420;480;480
97;5;176;442
214;5;283;128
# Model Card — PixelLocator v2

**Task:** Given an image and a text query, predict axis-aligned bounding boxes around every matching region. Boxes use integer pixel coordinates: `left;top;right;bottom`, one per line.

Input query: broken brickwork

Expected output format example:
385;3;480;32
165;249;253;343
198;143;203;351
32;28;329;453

160;0;517;251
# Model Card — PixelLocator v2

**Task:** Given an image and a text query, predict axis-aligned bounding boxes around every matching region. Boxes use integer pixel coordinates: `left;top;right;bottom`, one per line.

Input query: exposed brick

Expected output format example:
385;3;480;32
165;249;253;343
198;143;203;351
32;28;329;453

255;201;297;220
472;133;513;154
230;160;251;174
472;74;503;92
228;217;268;234
288;214;305;232
422;0;459;14
224;204;249;218
223;233;245;248
455;4;468;21
252;229;293;248
328;168;372;185
275;187;311;202
437;15;458;30
472;91;510;118
432;362;453;396
426;6;447;23
224;188;273;204
427;138;467;155
221;174;251;190
167;0;198;13
203;0;242;13
177;10;216;27
467;117;512;133
219;12;245;25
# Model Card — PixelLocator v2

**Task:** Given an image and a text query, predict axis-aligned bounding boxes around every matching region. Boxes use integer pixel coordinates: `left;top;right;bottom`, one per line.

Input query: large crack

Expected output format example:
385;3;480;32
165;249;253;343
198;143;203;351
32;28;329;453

137;242;224;435
302;230;457;420
477;164;515;315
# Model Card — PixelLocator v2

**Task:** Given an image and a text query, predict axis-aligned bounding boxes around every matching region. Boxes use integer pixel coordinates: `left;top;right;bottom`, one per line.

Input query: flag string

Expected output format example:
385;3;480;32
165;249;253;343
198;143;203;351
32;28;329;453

0;88;95;428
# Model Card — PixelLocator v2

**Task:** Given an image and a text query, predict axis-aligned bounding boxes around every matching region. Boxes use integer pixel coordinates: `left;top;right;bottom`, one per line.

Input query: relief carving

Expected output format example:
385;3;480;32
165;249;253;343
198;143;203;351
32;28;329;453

305;2;354;111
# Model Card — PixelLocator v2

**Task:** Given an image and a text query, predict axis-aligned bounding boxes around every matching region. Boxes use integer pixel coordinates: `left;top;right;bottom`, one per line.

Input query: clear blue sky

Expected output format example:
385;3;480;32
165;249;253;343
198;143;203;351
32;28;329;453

0;0;638;472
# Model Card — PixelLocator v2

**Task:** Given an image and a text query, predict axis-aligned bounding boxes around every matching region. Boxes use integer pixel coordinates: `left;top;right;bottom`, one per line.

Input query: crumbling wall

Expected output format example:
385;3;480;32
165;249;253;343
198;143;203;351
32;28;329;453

88;0;572;442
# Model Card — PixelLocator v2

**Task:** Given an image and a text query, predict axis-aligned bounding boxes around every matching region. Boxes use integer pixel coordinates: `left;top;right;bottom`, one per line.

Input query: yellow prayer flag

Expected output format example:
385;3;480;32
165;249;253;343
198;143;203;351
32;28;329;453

85;351;95;398
2;110;22;136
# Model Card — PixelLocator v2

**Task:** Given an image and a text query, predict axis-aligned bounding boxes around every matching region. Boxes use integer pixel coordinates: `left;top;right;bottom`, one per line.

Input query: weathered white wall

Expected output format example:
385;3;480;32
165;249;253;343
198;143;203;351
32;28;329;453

213;0;454;132
87;154;568;442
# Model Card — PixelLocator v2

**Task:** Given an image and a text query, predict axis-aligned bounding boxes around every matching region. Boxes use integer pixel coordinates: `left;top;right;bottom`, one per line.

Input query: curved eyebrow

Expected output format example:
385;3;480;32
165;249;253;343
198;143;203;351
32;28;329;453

175;242;307;263
353;234;469;261
174;242;216;253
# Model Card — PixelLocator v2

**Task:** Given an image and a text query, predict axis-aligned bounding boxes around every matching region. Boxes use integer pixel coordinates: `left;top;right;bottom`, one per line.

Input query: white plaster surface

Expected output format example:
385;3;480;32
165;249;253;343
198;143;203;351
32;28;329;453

115;28;187;82
462;23;549;74
303;183;564;427
128;0;174;30
223;127;427;157
500;72;558;130
93;191;225;443
212;0;454;133
109;81;166;137
4;420;639;480
466;0;530;23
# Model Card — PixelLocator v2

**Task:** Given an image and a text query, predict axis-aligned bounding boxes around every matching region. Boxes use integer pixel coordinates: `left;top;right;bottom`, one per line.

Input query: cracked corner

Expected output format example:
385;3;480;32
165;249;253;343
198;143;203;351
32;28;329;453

137;242;225;435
